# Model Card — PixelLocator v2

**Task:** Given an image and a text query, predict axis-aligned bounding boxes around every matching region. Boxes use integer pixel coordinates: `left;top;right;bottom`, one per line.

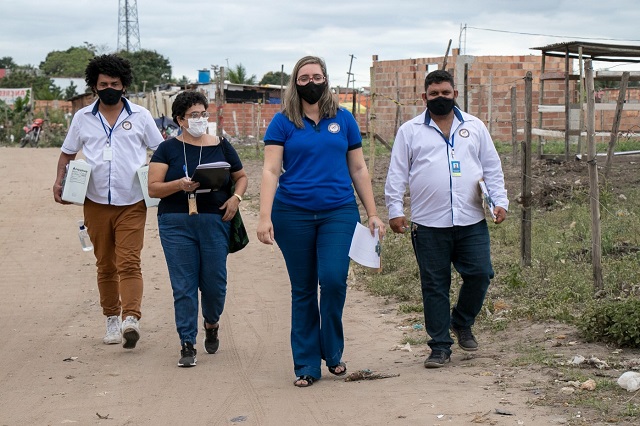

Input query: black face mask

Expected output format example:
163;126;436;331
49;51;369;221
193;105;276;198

97;88;124;106
296;82;327;105
427;96;455;116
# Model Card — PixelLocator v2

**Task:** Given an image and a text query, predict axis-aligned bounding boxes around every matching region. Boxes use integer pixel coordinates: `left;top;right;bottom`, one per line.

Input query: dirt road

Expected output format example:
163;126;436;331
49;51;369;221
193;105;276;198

0;147;572;425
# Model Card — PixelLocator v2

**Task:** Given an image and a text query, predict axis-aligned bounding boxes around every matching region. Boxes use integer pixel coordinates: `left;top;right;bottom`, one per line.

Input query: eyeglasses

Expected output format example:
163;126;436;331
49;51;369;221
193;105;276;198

296;74;326;85
186;111;210;119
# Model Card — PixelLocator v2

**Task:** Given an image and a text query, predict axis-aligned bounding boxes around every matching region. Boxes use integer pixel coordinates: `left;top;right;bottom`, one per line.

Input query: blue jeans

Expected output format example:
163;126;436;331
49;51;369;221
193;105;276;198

158;213;230;345
411;220;494;355
272;198;359;379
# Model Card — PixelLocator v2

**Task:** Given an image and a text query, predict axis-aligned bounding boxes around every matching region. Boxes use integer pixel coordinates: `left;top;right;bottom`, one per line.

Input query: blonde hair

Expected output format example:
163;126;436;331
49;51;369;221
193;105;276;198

283;56;339;128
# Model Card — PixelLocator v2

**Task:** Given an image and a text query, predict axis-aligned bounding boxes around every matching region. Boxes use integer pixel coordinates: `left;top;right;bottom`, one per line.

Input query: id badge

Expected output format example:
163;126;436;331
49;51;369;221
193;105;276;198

103;145;113;161
451;160;461;177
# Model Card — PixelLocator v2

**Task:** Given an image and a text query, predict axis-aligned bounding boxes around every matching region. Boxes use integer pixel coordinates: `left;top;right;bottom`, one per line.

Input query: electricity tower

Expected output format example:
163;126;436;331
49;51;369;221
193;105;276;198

117;0;141;52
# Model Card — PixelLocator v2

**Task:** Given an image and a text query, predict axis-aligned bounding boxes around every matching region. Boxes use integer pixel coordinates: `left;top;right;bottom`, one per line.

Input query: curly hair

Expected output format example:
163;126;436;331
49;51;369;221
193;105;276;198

283;56;339;129
85;54;133;91
171;91;209;125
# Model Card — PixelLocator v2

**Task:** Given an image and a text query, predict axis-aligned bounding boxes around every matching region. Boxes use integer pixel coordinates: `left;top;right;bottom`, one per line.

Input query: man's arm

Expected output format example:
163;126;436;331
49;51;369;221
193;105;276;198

53;152;77;204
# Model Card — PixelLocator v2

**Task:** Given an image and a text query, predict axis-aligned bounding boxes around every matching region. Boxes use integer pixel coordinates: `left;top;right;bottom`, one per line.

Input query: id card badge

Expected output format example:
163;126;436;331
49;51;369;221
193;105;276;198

451;160;461;177
103;145;113;161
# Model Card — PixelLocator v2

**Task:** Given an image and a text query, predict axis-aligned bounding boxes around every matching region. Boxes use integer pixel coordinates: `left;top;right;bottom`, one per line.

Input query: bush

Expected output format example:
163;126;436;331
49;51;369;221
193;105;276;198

578;298;640;348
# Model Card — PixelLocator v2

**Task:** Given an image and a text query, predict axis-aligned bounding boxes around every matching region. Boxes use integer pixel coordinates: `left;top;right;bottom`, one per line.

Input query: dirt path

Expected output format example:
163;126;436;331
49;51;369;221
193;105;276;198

0;147;581;425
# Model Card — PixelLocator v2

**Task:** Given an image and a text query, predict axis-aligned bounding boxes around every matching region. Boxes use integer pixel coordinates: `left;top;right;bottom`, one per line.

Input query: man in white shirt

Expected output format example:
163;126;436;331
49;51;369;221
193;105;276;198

53;54;164;349
385;70;508;368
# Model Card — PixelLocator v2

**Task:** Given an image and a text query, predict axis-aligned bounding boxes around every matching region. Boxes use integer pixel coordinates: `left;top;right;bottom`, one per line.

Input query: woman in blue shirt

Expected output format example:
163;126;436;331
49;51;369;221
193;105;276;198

257;56;386;387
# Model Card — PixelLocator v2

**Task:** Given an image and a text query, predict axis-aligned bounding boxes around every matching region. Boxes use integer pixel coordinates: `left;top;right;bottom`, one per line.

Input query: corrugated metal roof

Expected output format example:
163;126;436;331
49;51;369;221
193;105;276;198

530;41;640;61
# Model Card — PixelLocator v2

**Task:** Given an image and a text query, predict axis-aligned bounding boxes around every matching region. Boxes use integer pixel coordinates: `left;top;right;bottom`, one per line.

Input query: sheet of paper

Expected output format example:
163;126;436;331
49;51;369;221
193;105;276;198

348;222;381;268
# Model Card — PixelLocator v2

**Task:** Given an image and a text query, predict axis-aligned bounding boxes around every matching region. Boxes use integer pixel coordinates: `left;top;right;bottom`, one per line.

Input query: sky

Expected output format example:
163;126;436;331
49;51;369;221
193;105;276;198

2;0;640;89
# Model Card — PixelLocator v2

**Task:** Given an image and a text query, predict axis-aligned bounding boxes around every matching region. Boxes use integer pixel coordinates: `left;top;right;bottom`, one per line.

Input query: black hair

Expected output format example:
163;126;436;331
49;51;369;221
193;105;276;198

424;69;455;92
172;91;209;125
85;54;133;90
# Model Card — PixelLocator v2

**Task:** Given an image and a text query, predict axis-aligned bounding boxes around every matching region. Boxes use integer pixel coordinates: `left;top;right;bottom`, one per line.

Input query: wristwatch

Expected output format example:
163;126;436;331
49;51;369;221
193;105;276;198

233;193;243;202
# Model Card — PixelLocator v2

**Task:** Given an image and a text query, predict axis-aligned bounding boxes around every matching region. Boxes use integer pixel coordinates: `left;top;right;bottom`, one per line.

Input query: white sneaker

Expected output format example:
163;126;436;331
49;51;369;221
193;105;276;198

121;316;140;349
103;316;122;345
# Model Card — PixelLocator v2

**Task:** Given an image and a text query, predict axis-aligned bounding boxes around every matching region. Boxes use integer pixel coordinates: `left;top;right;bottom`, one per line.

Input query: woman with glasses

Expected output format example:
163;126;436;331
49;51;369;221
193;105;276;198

148;90;248;368
257;56;386;387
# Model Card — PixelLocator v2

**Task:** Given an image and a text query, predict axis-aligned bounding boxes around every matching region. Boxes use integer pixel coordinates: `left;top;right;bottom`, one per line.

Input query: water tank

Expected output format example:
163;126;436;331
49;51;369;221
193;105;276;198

198;69;211;84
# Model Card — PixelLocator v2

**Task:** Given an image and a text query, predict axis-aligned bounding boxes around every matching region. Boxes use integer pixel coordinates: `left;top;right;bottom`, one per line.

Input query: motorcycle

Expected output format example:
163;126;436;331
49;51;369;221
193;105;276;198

20;118;45;148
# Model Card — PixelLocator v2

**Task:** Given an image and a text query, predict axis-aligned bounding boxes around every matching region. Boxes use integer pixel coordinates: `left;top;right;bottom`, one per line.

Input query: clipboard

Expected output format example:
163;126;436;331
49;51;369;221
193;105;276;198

191;161;230;192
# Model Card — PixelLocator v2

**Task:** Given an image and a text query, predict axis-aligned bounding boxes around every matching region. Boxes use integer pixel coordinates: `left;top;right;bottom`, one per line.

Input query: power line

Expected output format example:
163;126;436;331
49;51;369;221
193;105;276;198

466;25;640;43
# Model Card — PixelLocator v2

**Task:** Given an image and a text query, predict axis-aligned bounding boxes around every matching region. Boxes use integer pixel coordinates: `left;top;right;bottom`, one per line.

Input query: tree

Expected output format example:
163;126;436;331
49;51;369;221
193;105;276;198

259;71;290;86
40;46;96;77
0;56;17;69
64;81;78;99
118;49;172;91
0;69;60;100
227;63;256;85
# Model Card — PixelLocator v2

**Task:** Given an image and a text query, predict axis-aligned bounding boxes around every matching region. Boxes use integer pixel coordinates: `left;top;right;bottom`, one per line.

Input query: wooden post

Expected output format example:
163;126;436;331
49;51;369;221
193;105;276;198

488;73;493;135
537;54;546;159
464;63;469;112
604;71;629;179
255;102;262;155
521;71;533;267
584;60;604;292
510;86;518;164
577;46;585;156
368;56;377;177
564;48;570;162
442;39;452;70
394;72;401;137
216;67;225;137
280;64;284;112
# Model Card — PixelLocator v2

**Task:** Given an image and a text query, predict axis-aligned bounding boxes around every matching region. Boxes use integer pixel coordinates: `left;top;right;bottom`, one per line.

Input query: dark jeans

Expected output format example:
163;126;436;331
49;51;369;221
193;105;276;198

158;213;230;346
411;220;494;355
272;198;359;379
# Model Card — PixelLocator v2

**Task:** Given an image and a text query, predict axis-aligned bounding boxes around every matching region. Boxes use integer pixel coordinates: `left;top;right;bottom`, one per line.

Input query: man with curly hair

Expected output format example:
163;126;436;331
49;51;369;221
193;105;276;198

53;54;164;349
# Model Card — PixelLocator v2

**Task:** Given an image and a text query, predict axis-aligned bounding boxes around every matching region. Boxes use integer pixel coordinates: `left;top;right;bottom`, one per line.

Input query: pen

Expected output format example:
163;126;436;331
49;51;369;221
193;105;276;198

183;165;189;179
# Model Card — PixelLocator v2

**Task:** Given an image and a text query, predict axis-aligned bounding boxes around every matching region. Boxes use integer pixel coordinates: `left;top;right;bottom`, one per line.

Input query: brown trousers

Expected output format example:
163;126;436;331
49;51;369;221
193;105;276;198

83;199;147;320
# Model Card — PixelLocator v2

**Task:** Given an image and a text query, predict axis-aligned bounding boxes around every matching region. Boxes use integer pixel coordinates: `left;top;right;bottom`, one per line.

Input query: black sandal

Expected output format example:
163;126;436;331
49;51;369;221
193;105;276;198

293;375;316;387
328;362;347;376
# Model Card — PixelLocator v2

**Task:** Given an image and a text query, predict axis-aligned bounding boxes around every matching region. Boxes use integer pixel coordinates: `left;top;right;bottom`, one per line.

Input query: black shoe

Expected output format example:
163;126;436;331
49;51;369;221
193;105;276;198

424;350;451;368
451;325;478;351
203;322;220;354
178;342;197;367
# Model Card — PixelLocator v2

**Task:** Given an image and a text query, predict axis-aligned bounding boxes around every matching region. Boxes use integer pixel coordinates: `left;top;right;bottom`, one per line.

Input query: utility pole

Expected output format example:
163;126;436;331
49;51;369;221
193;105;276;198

117;0;141;52
346;54;356;89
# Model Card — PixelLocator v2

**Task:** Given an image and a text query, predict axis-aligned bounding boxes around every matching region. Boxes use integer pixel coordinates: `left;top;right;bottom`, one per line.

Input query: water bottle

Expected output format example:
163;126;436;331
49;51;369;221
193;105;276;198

78;220;93;252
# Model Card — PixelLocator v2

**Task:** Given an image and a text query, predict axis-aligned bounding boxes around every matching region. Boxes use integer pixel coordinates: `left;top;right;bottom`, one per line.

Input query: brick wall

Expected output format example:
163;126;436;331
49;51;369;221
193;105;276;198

369;52;572;142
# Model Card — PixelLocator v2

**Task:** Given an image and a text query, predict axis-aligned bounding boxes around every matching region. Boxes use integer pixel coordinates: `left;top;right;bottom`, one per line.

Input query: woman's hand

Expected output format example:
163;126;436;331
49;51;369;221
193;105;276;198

220;195;240;222
180;177;199;193
256;218;275;245
368;215;386;238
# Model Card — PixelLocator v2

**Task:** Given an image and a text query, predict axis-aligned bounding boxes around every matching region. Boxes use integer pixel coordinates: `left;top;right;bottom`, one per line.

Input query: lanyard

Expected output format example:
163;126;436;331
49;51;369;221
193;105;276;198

98;106;128;146
433;126;456;159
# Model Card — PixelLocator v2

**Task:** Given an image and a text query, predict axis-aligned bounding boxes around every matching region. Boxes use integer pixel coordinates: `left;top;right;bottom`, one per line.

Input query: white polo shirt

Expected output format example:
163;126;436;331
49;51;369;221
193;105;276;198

62;99;164;206
385;107;508;228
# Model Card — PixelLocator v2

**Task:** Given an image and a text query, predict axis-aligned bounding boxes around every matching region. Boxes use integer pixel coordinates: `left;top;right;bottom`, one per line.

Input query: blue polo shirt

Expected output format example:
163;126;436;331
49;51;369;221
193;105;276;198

264;108;362;211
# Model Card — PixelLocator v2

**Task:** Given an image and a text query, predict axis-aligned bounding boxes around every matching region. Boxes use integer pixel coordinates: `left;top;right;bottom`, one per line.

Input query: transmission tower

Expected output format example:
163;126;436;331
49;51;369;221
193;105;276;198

117;0;141;52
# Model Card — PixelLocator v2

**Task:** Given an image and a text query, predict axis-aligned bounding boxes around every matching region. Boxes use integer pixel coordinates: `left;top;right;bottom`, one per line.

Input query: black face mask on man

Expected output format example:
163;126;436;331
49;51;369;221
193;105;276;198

97;88;124;106
296;82;327;105
427;96;455;116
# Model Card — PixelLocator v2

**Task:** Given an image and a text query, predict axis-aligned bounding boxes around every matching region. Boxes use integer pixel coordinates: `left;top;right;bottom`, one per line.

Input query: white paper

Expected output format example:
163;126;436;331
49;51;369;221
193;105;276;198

348;222;381;268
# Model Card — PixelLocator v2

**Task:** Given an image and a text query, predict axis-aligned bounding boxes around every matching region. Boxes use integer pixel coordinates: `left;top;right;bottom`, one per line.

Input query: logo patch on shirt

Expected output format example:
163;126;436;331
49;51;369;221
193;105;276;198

458;128;469;138
328;123;340;133
122;121;132;130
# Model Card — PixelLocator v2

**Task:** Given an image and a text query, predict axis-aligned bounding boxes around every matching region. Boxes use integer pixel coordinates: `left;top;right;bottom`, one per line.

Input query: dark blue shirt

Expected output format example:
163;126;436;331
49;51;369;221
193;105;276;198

150;137;242;215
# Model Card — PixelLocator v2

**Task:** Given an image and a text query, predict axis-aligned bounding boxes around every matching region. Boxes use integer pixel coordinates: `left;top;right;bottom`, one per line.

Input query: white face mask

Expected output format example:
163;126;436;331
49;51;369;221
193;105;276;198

186;117;208;137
